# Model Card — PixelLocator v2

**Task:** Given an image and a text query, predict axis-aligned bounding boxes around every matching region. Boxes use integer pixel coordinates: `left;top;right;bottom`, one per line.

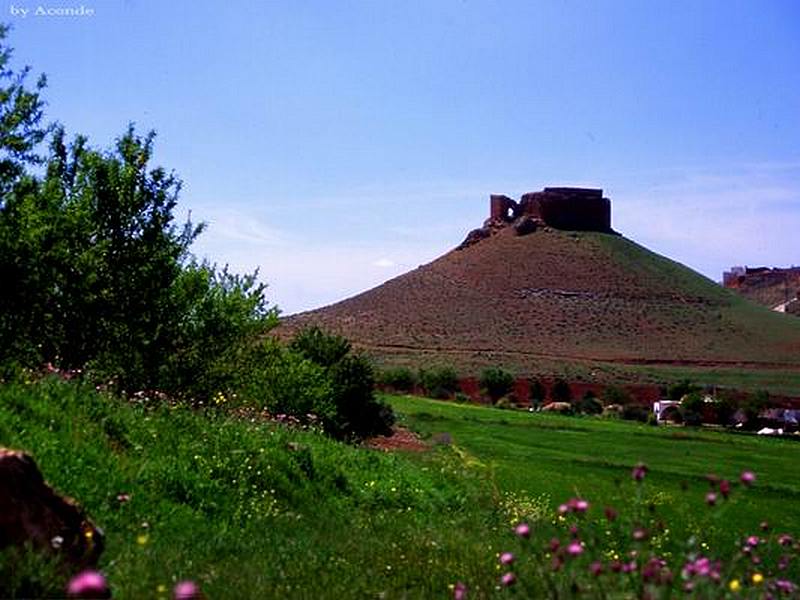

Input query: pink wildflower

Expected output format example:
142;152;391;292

589;561;603;576
514;523;530;538
453;581;467;600
173;580;202;600
740;470;756;486
719;479;731;498
622;561;637;573
779;534;793;546
67;571;110;599
567;540;584;557
705;492;718;506
500;572;516;587
746;535;760;547
632;463;648;481
499;552;515;566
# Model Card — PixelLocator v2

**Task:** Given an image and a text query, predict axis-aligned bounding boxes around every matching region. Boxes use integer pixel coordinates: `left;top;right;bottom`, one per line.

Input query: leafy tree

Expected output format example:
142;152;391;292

741;390;771;430
289;326;351;367
601;385;631;406
577;391;603;415
480;367;515;403
551;379;572;403
528;379;546;406
0;25;49;196
667;379;700;401
419;366;459;399
680;392;705;426
714;391;738;426
1;121;281;395
378;367;417;393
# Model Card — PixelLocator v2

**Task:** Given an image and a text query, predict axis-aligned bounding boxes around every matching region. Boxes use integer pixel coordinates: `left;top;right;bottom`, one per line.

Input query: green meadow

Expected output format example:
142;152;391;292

3;379;800;598
390;394;800;532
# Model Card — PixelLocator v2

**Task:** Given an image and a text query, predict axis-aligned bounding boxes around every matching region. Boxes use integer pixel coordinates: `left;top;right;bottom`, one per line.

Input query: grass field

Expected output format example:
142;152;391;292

3;380;800;597
389;394;800;532
389;393;800;596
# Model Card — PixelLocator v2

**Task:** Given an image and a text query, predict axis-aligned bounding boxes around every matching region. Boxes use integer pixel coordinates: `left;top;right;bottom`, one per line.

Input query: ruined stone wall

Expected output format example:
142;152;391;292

489;194;517;222
489;187;612;232
519;188;611;232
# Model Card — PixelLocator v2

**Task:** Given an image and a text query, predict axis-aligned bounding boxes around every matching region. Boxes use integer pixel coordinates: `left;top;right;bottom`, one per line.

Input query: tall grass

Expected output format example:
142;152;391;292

0;378;503;598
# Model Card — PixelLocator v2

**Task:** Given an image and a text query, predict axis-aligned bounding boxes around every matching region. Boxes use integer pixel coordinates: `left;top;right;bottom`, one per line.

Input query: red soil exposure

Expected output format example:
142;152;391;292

451;378;661;406
364;426;428;452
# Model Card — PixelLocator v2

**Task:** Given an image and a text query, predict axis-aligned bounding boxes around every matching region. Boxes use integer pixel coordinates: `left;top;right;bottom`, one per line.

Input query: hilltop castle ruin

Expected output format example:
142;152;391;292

459;186;613;249
489;187;612;232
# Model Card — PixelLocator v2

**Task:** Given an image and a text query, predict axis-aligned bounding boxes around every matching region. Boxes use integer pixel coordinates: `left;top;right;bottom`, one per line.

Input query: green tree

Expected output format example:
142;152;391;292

419;366;459;399
667;379;700;401
528;379;546;407
551;379;572;403
602;385;631;406
0;25;49;195
480;366;515;403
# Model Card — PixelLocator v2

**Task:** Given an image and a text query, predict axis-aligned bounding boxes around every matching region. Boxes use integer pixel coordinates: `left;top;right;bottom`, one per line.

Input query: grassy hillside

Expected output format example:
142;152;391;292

284;228;800;391
0;378;504;598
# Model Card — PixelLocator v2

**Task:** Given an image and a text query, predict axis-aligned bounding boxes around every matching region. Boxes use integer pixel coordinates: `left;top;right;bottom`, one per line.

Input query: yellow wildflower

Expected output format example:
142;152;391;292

729;579;741;592
752;573;764;585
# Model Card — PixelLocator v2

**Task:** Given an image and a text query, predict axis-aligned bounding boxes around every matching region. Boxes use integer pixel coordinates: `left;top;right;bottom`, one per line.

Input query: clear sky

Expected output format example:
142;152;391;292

7;0;800;314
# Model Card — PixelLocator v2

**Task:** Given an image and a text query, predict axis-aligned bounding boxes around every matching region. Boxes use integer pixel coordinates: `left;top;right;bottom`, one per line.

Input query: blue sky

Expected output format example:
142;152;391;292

7;0;800;314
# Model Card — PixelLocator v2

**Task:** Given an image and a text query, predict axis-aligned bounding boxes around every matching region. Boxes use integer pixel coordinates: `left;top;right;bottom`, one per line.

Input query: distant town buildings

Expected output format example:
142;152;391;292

723;265;800;315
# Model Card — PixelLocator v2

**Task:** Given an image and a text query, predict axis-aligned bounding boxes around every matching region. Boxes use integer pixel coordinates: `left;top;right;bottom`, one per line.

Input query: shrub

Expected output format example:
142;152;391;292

480;367;515;403
741;389;770;430
528;379;546;407
378;367;417;393
551;379;572;403
680;392;705;426
714;391;738;426
621;404;649;422
601;385;631;406
667;379;700;401
328;354;394;440
243;340;334;421
419;366;459;400
289;327;394;440
576;392;603;415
